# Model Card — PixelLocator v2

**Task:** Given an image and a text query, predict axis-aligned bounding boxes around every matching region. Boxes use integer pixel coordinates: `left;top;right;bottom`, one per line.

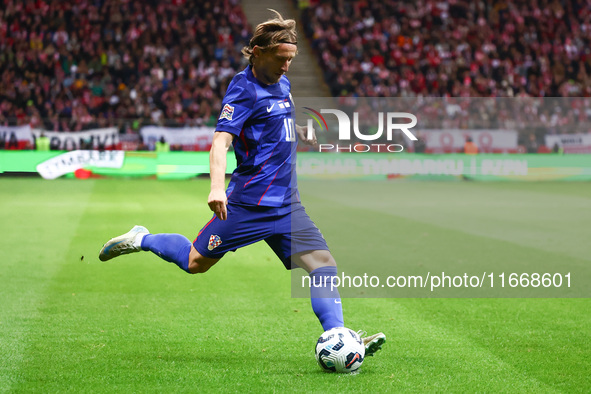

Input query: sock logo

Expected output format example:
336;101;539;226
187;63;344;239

208;234;222;251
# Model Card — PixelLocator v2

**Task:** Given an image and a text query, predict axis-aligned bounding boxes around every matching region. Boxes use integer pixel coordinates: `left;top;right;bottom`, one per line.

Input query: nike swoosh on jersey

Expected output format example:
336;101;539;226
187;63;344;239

266;103;275;112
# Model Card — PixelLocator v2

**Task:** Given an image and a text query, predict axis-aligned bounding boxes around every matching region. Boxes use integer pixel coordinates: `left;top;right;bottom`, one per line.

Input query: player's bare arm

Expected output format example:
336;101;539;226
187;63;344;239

208;131;234;220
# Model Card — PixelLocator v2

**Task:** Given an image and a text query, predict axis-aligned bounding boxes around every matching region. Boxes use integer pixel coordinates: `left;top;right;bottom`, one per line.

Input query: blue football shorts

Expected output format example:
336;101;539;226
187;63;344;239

193;202;329;269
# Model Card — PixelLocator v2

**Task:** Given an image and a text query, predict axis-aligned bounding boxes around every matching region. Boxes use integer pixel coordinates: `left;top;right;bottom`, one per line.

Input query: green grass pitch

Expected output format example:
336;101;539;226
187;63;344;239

0;177;589;392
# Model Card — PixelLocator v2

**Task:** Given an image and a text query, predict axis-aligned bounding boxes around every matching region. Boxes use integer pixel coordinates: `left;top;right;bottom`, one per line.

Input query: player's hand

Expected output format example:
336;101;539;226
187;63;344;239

296;124;318;147
208;189;228;220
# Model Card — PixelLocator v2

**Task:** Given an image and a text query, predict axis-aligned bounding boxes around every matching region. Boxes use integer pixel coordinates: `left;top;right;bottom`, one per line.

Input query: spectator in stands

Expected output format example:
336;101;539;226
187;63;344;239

36;132;50;151
463;136;478;154
413;134;426;153
155;136;170;153
525;133;539;153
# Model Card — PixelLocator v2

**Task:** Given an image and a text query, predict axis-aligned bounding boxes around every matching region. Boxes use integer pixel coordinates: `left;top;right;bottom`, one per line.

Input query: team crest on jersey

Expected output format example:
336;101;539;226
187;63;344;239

219;104;234;121
208;234;222;251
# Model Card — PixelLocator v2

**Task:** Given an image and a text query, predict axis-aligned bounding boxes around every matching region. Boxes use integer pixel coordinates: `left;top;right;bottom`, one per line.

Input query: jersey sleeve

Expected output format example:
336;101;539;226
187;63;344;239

215;79;255;136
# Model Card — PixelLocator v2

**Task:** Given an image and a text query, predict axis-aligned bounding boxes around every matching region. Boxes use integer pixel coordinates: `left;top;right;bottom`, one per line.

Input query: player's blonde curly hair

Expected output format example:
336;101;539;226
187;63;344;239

242;9;297;65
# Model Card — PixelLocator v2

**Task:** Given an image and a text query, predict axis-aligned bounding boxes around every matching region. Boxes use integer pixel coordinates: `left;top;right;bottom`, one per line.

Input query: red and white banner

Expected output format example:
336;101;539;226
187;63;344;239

31;128;119;150
36;150;125;179
418;129;518;153
545;134;591;154
0;125;34;149
140;126;215;151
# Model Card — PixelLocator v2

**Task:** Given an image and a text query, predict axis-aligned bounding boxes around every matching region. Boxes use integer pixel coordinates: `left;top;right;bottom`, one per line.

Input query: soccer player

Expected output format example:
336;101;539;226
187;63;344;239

99;10;385;357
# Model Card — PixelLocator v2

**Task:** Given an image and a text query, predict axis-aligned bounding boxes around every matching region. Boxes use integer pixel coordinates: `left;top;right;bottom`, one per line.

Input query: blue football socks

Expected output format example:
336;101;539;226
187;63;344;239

141;233;192;273
309;266;344;331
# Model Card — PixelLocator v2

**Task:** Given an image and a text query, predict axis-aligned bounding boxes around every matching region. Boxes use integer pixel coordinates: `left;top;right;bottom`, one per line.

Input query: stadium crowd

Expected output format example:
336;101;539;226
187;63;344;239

0;0;590;150
298;0;591;145
301;0;591;98
0;0;250;131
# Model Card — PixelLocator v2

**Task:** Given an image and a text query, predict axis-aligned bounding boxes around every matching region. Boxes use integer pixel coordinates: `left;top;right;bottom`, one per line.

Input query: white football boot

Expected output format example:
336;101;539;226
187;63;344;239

99;225;149;261
358;331;386;357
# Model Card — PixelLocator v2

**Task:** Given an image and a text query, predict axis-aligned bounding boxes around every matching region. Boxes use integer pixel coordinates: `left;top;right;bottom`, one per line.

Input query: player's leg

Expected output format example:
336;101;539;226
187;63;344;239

276;204;386;356
99;225;202;273
266;203;345;331
140;232;194;272
187;245;220;273
191;203;276;272
295;250;386;356
267;237;344;331
99;203;253;273
292;250;345;332
292;249;336;273
136;230;221;274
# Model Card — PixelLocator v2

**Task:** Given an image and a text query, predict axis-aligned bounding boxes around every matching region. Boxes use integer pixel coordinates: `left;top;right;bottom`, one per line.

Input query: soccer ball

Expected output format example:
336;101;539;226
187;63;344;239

315;327;365;373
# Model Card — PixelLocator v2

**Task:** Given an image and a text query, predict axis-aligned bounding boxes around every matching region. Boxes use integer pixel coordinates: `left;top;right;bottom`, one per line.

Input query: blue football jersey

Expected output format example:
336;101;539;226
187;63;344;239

215;65;299;207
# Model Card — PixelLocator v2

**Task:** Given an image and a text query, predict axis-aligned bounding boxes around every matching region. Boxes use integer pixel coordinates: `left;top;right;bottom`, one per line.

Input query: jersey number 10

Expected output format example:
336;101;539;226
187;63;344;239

284;118;296;142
